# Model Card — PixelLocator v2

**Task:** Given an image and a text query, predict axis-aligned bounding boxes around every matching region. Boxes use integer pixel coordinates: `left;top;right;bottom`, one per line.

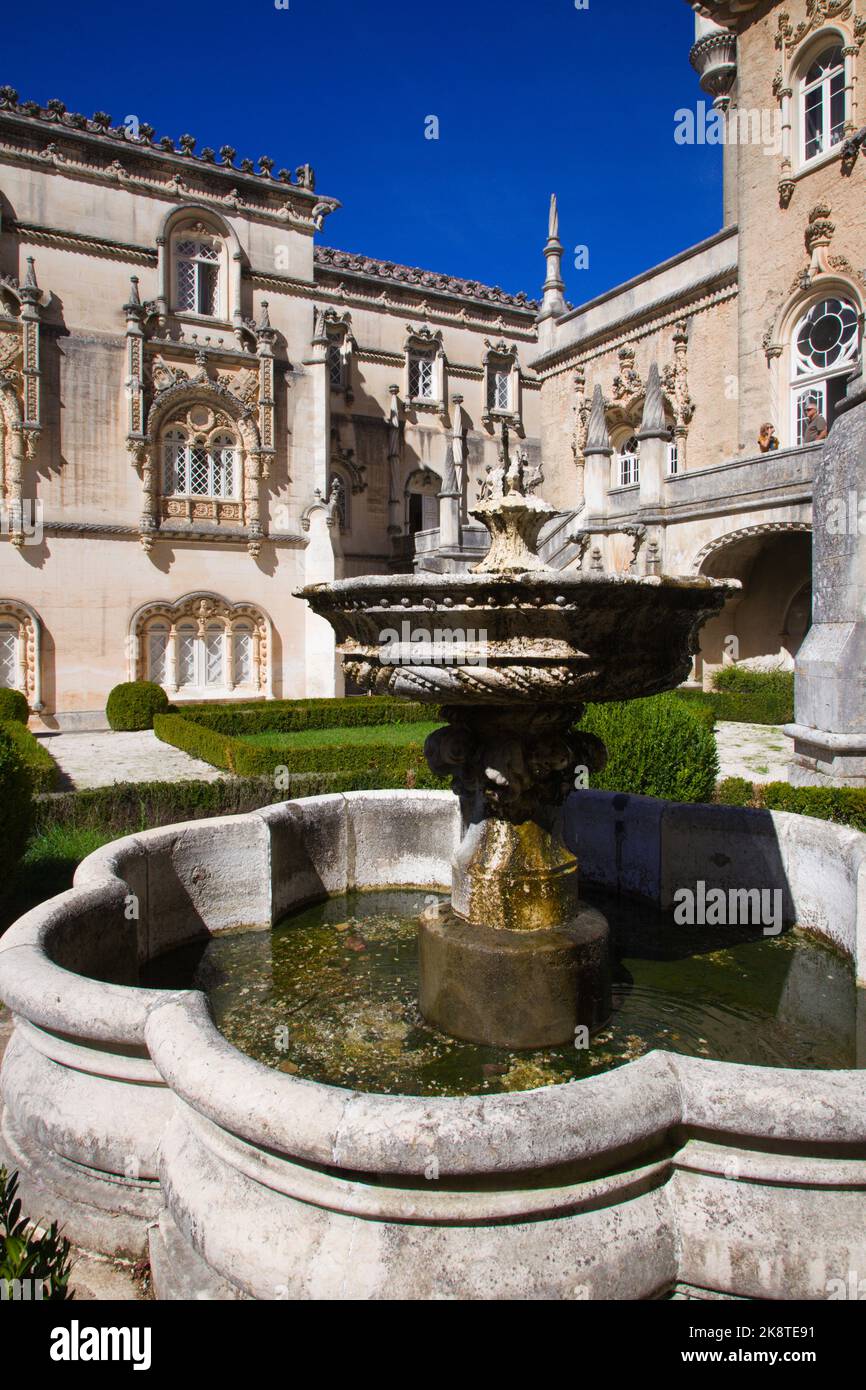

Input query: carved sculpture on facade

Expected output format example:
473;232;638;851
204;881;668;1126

0;259;43;548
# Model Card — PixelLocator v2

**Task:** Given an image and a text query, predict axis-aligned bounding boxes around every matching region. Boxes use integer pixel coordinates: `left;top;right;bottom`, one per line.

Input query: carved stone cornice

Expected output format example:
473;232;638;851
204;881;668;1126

0;90;339;233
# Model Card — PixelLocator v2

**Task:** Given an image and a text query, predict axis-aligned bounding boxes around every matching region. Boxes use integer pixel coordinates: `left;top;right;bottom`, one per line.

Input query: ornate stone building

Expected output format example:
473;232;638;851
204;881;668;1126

0;0;863;723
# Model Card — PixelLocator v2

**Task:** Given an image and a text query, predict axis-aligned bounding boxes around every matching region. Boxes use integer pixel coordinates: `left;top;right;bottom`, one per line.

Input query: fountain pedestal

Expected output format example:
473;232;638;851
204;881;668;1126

298;433;736;1054
419;703;610;1047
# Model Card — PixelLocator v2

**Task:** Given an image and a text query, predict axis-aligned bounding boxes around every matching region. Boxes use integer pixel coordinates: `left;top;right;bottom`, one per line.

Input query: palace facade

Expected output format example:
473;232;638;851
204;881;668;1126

0;0;864;725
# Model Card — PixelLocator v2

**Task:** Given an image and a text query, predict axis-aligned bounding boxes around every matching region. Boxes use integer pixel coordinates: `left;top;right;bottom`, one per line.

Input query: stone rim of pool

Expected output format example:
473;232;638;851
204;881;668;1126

1;789;865;1300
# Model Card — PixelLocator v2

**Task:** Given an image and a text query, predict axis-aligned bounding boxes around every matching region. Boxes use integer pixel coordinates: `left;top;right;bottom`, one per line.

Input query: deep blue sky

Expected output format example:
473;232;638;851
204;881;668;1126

7;0;721;304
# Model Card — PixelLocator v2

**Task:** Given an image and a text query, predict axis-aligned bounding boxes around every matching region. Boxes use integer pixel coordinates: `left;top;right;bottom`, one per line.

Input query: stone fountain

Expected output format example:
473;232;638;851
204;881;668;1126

300;436;737;1050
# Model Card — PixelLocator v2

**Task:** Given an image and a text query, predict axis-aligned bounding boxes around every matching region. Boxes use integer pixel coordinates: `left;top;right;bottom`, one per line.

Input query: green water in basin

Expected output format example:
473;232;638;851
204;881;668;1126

142;888;863;1097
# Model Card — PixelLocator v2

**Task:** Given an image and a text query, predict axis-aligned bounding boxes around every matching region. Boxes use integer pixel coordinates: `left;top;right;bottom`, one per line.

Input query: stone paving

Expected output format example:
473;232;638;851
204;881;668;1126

713;721;793;784
37;730;228;790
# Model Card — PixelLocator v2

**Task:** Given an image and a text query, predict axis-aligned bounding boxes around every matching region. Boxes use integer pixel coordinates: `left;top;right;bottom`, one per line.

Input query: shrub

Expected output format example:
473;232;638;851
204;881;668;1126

179;696;437;737
154;712;446;788
714;776;755;806
1;720;59;793
106;681;170;732
0;723;33;871
675;683;794;726
711;666;794;697
579;693;719;803
0;689;28;724
0;1167;73;1300
711;779;866;831
760;782;866;832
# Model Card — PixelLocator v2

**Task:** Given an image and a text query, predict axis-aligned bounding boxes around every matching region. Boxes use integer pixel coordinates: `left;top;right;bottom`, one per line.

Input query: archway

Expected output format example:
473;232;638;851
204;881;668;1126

691;526;812;688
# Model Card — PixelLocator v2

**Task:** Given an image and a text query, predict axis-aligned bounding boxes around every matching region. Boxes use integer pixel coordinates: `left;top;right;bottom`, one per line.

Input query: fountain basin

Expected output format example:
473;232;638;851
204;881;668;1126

0;790;865;1300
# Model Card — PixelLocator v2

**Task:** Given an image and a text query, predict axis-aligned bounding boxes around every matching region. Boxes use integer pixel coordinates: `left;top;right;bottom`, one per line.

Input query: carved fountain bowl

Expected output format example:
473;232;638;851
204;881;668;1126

299;569;739;706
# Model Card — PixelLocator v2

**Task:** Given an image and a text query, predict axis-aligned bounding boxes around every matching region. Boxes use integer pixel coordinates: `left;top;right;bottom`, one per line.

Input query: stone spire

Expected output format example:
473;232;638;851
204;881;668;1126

637;362;668;440
585;385;612;455
538;194;566;322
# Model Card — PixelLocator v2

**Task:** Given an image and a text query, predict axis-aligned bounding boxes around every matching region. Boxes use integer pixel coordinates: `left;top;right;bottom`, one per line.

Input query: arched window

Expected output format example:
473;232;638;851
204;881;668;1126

488;365;511;413
172;229;223;316
408;350;435;401
233;623;254;687
617;435;640;488
327;341;345;389
405;469;441;537
147;622;169;686
800;43;847;165
142;606;264;696
0;621;20;690
176;623;197;687
667;427;679;476
790;295;860;442
162;426;239;500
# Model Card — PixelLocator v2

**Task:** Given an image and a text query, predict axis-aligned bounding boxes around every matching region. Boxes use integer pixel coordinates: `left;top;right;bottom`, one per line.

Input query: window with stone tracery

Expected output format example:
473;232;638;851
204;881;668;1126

0;622;20;690
408;351;435;400
173;232;222;316
488;366;511;413
163;426;238;501
143;610;263;695
618;436;640;488
148;623;169;686
790;295;860;443
327;341;345;389
233;624;254;687
799;43;847;165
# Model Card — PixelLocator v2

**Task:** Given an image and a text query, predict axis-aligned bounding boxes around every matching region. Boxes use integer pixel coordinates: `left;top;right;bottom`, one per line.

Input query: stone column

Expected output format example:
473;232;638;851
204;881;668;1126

166;626;179;695
786;364;866;785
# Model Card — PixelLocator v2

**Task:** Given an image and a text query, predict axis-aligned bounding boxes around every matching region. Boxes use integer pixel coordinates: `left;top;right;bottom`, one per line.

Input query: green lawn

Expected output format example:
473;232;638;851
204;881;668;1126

2;825;115;933
237;721;443;749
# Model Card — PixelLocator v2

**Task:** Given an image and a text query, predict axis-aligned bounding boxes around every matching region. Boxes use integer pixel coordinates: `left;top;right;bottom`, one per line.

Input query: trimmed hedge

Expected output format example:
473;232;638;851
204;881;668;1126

714;777;866;832
0;689;28;724
106;681;170;732
179;696;438;736
154;712;446;787
0;720;59;793
33;773;408;837
580;693;719;803
675;686;794;727
711;666;794;696
0;724;33;877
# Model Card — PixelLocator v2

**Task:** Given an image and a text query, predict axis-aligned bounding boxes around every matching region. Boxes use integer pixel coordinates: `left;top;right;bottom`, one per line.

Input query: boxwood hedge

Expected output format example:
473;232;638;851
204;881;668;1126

1;720;59;793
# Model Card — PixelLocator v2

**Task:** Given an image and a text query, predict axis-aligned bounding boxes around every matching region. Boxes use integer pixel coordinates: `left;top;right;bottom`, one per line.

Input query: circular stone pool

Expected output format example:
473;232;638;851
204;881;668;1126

143;887;860;1096
2;790;865;1301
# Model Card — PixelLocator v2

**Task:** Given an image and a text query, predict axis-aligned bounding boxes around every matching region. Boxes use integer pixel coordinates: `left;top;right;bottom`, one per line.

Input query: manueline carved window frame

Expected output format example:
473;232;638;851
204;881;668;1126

130;592;272;700
774;6;865;204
